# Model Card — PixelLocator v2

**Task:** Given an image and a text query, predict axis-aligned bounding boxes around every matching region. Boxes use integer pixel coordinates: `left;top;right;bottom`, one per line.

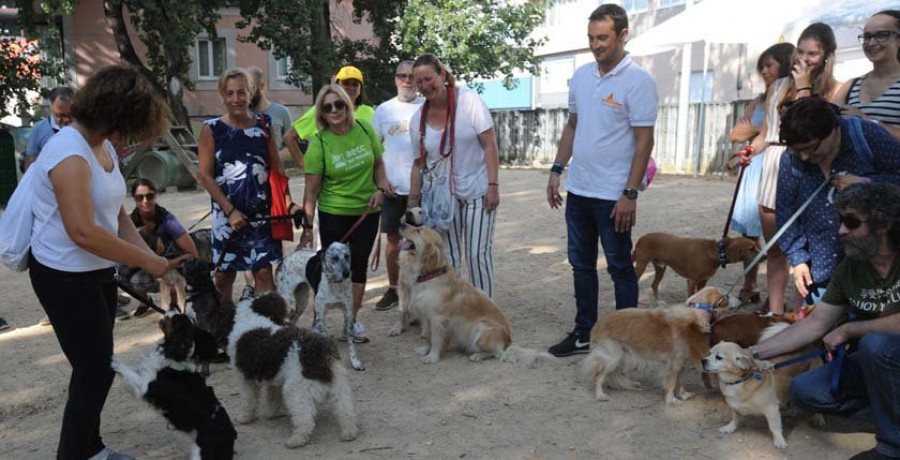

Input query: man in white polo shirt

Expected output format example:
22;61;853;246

372;60;424;311
546;3;658;357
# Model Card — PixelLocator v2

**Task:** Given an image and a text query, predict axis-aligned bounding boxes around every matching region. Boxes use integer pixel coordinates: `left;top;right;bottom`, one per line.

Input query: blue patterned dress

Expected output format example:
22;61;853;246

205;115;282;271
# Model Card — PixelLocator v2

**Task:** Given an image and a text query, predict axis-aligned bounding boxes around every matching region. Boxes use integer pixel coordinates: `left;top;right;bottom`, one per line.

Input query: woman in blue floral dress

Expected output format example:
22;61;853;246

198;68;294;300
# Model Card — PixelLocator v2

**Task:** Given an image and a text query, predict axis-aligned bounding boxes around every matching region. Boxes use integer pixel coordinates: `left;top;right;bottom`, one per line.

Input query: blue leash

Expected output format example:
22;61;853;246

768;345;846;396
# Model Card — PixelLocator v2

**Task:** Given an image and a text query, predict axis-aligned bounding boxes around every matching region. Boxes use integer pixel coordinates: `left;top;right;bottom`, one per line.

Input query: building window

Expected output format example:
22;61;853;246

689;71;714;103
545;0;578;27
196;37;226;79
622;0;648;14
276;57;293;80
658;0;686;8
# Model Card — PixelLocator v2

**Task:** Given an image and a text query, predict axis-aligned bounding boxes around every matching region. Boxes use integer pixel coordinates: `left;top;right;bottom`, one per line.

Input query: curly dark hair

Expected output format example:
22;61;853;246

778;96;841;145
835;182;900;249
71;66;170;143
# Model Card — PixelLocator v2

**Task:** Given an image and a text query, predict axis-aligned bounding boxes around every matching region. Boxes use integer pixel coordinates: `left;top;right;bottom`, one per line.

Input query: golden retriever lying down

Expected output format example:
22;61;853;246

389;225;551;366
702;323;824;449
581;287;734;405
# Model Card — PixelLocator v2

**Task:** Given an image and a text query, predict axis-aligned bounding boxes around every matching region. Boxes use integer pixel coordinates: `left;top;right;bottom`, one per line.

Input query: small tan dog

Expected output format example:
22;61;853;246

581;287;736;404
390;224;549;366
702;323;824;449
632;233;760;300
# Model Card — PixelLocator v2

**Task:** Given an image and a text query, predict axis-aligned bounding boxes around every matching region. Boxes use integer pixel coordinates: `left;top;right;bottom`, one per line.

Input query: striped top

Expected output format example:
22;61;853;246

848;76;900;125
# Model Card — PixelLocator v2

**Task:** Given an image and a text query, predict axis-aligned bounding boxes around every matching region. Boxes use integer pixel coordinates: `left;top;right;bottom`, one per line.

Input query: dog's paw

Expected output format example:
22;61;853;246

811;413;826;427
677;390;695;401
773;435;788;450
284;432;312;449
414;345;430;356
594;388;610;401
350;357;366;372
388;324;403;337
110;356;123;373
422;354;440;364
467;353;484;362
667;396;684;406
234;412;257;425
339;424;359;442
719;422;738;434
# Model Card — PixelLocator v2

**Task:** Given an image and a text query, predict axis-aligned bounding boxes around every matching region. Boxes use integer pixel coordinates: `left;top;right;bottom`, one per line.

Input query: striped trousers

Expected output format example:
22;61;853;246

439;196;496;298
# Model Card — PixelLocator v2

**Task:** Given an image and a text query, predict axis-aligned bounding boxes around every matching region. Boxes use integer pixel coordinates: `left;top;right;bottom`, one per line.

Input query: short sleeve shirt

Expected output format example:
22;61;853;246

822;256;900;321
25;117;61;158
259;102;293;150
304;120;383;216
372;96;424;195
567;54;658;201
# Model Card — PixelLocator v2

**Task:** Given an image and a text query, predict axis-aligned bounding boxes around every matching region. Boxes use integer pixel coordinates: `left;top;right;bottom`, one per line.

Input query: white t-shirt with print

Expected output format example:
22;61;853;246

409;88;493;201
373;95;424;195
31;127;126;271
567;54;658;201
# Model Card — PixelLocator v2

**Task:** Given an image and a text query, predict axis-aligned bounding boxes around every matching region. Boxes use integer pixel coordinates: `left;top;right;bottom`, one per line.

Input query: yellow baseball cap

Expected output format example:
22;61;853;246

334;66;364;83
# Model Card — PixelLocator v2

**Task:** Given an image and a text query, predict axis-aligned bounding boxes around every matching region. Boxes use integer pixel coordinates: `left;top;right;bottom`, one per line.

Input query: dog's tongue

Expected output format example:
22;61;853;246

399;239;413;250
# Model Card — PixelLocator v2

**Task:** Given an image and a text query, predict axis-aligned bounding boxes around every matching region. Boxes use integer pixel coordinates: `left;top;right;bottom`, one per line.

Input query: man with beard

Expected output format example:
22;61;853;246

752;182;900;460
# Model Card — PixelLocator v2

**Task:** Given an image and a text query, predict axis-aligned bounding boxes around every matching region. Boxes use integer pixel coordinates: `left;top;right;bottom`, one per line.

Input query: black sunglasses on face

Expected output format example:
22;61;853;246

322;100;347;114
858;30;900;45
134;193;156;202
839;214;868;230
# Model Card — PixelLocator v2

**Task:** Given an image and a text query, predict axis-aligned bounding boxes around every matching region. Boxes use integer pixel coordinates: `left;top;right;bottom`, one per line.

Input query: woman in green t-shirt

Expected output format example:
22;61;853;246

284;65;375;169
301;83;389;342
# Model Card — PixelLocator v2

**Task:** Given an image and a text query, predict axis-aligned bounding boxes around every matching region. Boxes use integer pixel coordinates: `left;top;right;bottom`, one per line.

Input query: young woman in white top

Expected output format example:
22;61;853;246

28;66;169;460
833;10;900;141
741;23;840;314
407;53;501;297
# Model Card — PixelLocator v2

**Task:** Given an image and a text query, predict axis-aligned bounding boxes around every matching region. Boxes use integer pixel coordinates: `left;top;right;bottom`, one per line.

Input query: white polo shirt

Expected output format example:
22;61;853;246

567;54;658;201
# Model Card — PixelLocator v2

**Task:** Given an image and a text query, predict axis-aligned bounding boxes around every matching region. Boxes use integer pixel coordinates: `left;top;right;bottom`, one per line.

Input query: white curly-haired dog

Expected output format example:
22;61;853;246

227;292;358;448
275;242;365;371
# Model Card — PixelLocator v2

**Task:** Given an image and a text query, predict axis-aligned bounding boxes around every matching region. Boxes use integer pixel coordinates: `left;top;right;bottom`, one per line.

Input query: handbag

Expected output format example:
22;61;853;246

259;114;294;241
0;167;38;271
418;88;458;232
639;156;657;191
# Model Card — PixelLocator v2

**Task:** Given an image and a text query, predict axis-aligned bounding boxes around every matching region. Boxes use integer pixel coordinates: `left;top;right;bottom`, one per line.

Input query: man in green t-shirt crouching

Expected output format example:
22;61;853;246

752;182;900;460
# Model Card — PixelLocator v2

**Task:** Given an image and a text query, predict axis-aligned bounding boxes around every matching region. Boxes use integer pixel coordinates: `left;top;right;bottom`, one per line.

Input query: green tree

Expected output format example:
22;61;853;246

238;0;545;105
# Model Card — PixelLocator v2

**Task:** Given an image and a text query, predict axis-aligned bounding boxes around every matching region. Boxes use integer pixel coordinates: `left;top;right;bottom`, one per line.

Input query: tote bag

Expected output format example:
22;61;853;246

420;156;456;232
0;167;37;271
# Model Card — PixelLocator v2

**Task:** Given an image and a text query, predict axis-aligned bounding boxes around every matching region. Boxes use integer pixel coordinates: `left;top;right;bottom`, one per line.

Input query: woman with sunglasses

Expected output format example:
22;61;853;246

27;65;169;460
775;96;900;309
284;66;375;168
833;10;900;141
197;68;290;302
300;84;388;342
740;23;840;314
119;177;199;317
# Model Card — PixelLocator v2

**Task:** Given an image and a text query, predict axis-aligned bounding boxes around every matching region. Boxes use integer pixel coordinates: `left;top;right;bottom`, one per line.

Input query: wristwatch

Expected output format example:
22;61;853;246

623;188;638;200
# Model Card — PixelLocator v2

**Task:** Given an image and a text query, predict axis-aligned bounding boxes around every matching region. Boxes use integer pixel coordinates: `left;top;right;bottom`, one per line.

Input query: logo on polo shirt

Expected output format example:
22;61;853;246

602;93;622;109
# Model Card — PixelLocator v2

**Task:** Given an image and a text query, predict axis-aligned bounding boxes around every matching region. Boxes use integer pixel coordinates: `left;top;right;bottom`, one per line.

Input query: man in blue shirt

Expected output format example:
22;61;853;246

24;86;75;171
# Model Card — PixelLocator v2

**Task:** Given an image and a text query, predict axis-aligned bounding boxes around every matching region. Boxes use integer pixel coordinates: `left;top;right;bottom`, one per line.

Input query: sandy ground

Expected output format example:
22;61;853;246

0;169;877;459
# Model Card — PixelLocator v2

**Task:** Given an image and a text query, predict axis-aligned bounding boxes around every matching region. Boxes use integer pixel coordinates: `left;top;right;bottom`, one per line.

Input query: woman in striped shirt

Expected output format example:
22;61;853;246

834;10;900;140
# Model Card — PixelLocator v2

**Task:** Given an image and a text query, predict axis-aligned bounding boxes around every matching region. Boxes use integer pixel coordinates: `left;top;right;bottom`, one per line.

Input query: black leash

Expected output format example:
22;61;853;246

115;277;167;315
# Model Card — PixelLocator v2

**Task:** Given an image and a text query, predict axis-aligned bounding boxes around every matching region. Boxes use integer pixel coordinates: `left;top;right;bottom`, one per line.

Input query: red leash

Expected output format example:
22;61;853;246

722;145;753;239
337;204;381;272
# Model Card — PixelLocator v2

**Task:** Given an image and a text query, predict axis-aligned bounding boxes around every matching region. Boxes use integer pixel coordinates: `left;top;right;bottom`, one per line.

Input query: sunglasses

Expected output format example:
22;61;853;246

134;192;156;202
322;100;347;114
858;30;900;45
395;73;414;80
839;214;868;230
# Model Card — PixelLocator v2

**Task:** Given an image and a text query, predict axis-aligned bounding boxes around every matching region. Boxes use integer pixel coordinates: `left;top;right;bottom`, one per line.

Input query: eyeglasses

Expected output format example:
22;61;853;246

395;73;414;80
858;30;900;44
322;100;347;114
839;214;869;230
134;193;156;202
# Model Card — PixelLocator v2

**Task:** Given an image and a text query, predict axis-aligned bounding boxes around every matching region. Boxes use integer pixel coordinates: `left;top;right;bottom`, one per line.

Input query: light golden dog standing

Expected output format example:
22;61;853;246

702;323;824;449
581;287;735;404
390;225;549;366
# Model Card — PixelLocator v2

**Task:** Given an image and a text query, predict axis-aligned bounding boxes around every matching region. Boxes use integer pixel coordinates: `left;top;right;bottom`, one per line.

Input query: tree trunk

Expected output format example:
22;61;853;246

310;0;332;97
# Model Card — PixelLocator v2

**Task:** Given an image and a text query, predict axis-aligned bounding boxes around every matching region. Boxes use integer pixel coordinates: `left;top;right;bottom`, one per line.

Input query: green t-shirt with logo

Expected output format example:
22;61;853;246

821;256;900;321
304;120;383;216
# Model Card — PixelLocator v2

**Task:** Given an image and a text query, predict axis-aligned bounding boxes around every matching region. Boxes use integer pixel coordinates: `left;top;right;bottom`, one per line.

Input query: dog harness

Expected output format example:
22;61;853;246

416;267;448;283
716;239;728;269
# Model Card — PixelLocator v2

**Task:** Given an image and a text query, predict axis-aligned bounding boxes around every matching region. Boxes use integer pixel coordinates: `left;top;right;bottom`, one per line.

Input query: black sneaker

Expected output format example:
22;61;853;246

0;317;10;332
239;285;255;302
548;332;590;357
116;307;132;321
117;294;132;307
132;304;153;318
374;288;399;311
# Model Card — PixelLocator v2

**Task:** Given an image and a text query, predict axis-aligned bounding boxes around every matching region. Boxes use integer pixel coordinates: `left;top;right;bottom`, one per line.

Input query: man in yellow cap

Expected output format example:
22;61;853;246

284;65;376;167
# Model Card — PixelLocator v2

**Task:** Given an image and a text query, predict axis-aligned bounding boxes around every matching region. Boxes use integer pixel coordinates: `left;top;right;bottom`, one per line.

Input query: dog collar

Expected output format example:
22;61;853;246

717;239;728;269
416;267;448;283
690;302;717;314
721;371;763;386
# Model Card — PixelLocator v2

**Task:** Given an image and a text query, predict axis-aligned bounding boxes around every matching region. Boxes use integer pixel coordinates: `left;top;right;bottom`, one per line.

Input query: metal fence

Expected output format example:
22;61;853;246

492;100;752;176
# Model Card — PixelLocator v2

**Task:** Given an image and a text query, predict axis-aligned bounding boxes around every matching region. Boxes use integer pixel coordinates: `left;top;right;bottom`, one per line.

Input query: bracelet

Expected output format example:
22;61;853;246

225;206;235;217
796;86;812;93
488;182;499;186
376;187;385;193
550;162;565;175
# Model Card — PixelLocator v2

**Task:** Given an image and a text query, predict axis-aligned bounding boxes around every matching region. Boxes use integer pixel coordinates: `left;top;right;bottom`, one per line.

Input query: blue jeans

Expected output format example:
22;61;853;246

790;333;900;458
565;192;638;336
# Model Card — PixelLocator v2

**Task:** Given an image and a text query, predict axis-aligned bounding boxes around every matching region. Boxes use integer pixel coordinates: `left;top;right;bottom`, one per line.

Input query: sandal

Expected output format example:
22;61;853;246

739;289;761;305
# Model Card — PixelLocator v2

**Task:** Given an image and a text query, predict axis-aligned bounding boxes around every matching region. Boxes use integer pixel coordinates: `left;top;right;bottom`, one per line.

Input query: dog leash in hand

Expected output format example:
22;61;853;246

115;276;167;315
337;204;381;272
724;173;834;297
722;147;753;239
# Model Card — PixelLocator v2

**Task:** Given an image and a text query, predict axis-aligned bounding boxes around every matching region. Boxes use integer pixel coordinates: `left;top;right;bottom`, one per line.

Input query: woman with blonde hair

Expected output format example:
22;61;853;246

407;53;501;297
27;65;170;460
197;68;292;301
300;84;388;342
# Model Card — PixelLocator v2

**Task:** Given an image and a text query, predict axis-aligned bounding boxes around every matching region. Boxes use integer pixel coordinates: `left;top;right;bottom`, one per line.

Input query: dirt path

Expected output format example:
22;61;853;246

0;169;874;459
